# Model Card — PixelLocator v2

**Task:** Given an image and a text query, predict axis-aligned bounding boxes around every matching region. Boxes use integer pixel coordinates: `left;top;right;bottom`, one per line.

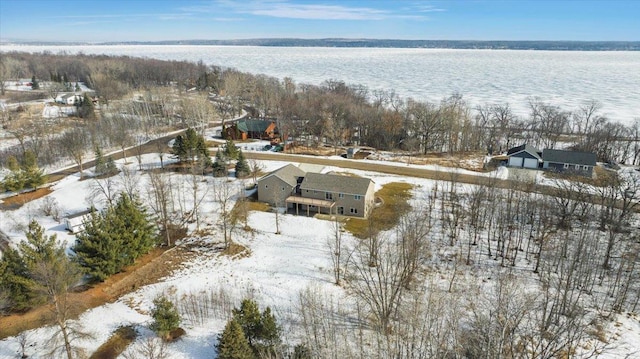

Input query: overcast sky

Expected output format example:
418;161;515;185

1;0;638;42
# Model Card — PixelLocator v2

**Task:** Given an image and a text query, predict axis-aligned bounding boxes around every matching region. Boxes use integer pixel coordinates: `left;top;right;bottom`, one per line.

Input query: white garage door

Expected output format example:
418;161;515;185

523;158;539;169
508;157;523;167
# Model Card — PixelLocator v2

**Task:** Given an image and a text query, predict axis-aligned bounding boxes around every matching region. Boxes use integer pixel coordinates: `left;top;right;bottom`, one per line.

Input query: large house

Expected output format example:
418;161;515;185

257;164;376;218
542;149;597;177
224;118;277;141
505;144;597;177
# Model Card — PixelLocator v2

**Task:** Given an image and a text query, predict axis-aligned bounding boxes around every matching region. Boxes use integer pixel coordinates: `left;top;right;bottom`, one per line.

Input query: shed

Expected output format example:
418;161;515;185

64;209;95;233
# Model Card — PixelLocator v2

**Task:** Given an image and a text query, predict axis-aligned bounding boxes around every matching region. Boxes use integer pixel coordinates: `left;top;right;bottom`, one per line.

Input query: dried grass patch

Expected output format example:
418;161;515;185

89;325;137;359
344;182;413;238
0;187;53;210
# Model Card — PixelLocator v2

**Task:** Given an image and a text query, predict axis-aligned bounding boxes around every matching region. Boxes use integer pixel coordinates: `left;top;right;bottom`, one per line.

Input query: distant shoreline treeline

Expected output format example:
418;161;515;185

2;38;640;51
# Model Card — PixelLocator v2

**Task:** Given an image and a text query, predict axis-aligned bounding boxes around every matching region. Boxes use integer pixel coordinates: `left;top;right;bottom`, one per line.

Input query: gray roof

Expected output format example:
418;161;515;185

507;144;542;160
301;172;372;195
542;149;597;166
260;164;306;187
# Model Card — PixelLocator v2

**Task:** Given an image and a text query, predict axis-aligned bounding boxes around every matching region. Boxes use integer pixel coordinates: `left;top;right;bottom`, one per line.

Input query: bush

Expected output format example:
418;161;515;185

150;296;181;340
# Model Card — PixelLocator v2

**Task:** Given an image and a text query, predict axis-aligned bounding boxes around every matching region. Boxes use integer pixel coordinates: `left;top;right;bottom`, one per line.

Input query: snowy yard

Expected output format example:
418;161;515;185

0;150;639;358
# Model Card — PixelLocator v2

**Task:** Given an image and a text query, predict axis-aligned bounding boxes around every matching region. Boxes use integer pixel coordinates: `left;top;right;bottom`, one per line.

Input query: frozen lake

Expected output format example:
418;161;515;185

2;45;639;124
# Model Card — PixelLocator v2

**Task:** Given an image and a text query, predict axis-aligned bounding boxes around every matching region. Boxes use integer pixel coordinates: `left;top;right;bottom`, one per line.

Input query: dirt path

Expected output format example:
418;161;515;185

0;245;195;340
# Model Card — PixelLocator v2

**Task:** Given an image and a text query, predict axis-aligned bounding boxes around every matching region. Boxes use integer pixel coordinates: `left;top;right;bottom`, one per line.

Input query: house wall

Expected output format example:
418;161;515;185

544;162;594;177
257;176;294;206
300;181;374;218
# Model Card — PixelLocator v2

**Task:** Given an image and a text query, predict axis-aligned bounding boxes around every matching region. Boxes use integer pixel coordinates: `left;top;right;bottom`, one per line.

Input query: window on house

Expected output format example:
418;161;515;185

563;163;569;169
339;193;344;198
326;192;333;200
583;165;589;170
265;185;268;188
282;187;285;191
575;164;580;170
354;195;362;200
350;208;358;214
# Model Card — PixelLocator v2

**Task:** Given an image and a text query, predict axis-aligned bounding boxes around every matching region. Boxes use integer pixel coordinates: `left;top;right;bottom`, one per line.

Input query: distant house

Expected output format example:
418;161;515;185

507;144;542;169
55;93;83;105
542;149;597;177
257;164;376;218
64;209;95;233
224;118;277;141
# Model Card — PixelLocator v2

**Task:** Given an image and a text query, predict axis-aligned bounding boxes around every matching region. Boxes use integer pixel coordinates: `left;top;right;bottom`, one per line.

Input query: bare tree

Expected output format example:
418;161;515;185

147;171;174;247
123;336;169;359
60;127;88;179
328;217;345;286
214;179;235;248
349;234;410;333
31;251;90;359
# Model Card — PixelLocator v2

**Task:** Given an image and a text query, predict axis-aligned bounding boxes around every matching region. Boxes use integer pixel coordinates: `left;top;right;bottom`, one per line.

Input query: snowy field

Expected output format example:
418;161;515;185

0;150;639;358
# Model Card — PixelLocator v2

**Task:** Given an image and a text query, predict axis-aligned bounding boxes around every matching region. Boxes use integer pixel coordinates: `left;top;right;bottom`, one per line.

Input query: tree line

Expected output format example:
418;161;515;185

2;51;639;178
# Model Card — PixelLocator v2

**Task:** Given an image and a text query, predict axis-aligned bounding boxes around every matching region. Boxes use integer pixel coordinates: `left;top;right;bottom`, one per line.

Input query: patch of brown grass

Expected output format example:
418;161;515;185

89;326;137;359
0;187;53;210
344;182;413;238
220;242;251;258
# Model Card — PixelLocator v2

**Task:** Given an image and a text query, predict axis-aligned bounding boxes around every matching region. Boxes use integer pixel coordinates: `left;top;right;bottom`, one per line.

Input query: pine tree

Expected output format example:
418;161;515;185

232;299;262;346
216;319;254;359
94;146;105;175
0;248;39;312
150;296;181;339
223;138;239;160
78;93;95;120
19;220;59;269
22;150;46;189
112;194;156;260
232;299;281;355
74;194;155;282
31;75;39;90
3;155;26;192
235;149;250;178
212;150;228;177
73;210;122;281
172;127;210;164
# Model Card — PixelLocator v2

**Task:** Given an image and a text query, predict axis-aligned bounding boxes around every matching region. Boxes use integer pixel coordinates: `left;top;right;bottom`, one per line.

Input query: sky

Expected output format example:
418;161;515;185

0;0;638;43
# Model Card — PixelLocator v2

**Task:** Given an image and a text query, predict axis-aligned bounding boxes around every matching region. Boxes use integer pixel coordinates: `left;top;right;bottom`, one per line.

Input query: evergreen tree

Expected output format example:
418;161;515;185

74;194;155;282
31;75;39;90
19;220;59;269
0;248;38;312
212;150;228;177
112;194;156;260
22;150;46;189
105;156;118;176
94;146;105;175
172;127;210;164
3;156;26;192
235;149;250;178
150;296;181;339
231;298;281;354
78;93;95;120
223;138;239;160
216;319;254;359
73;210;122;281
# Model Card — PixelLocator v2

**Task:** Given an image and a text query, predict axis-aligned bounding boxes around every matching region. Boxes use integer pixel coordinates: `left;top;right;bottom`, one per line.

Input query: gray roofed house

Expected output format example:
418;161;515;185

300;172;372;195
257;164;376;218
542;149;597;177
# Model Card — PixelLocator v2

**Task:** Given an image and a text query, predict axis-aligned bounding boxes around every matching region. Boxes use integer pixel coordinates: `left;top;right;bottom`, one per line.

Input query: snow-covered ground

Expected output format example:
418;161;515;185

0;150;639;358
